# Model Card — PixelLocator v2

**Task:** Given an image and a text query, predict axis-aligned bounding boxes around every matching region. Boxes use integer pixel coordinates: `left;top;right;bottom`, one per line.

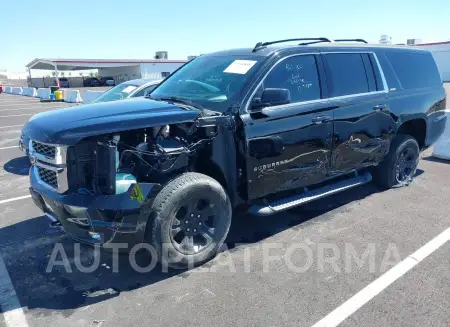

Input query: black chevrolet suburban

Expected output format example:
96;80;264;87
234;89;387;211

25;38;447;267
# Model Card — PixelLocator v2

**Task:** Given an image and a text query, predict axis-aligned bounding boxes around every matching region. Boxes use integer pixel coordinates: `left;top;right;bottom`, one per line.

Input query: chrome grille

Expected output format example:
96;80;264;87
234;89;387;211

37;166;58;189
29;139;68;193
32;141;55;158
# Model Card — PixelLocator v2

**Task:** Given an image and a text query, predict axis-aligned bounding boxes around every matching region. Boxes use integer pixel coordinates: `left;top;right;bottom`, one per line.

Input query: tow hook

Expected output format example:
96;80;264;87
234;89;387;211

46;213;62;228
49;220;62;228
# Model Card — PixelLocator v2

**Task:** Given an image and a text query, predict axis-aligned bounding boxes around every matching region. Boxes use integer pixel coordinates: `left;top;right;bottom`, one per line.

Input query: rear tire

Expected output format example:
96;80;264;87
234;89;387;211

146;173;232;268
373;134;419;189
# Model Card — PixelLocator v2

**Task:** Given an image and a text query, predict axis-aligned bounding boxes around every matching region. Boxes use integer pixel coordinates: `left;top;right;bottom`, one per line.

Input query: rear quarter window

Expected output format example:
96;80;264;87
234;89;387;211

385;51;442;89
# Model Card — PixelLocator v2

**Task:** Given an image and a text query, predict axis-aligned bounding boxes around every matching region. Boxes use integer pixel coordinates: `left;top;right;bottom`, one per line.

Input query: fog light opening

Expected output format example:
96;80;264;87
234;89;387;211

64;205;88;218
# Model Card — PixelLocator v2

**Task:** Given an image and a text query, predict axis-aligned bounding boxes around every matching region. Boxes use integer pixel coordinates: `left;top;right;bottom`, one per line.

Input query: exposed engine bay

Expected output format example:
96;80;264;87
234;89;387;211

66;122;218;195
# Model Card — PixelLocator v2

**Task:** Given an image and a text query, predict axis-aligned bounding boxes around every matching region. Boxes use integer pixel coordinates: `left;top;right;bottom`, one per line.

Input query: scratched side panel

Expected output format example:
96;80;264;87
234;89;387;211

330;94;396;174
243;104;334;200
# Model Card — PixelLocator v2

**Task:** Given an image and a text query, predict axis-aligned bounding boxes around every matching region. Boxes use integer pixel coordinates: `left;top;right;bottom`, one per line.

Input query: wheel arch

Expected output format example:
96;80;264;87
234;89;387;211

194;127;243;208
397;117;427;149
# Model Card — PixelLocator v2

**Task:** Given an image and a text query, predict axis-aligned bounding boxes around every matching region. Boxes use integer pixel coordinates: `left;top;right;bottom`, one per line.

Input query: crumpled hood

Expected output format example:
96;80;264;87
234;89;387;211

23;98;201;145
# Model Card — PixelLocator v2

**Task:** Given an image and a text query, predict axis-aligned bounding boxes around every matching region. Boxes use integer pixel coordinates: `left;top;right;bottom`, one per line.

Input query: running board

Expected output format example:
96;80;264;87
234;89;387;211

248;172;372;216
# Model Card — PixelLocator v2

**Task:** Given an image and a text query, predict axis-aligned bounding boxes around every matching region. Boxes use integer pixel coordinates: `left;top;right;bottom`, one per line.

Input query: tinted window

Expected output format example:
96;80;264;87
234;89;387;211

92;83;139;103
133;84;158;97
263;55;321;103
361;54;377;92
385;51;441;89
369;53;384;91
133;88;146;97
324;53;369;97
144;84;158;94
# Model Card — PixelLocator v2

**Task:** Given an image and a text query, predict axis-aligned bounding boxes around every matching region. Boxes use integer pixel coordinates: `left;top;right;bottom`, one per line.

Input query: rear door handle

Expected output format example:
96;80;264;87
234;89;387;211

373;104;387;111
311;115;332;124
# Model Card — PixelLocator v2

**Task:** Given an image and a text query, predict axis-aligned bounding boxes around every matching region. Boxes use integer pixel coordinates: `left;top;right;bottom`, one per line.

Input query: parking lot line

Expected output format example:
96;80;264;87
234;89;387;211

0;101;38;105
0;253;29;327
0;114;34;118
0;103;39;107
0;98;37;102
0;106;65;112
0;195;31;205
0;146;19;150
311;226;450;327
0;125;24;129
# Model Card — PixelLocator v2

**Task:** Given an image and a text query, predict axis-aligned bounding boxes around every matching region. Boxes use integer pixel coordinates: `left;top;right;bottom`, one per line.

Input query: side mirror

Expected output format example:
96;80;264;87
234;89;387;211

251;88;291;109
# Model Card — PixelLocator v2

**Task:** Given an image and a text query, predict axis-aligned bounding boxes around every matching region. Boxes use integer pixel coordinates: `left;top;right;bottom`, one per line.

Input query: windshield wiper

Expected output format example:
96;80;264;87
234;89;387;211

151;96;204;110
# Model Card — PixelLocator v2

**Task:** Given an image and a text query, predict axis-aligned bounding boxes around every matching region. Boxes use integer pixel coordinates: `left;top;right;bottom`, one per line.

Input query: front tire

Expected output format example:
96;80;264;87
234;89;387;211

373;134;419;189
147;173;232;268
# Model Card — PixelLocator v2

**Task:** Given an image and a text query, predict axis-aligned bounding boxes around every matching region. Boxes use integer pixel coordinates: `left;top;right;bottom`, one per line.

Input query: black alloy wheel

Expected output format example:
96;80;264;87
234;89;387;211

395;147;418;183
147;172;232;268
170;198;217;255
373;134;420;189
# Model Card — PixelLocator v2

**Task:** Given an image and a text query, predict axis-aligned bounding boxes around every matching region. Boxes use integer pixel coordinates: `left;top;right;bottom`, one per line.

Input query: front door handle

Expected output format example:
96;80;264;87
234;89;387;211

373;104;387;111
311;115;331;124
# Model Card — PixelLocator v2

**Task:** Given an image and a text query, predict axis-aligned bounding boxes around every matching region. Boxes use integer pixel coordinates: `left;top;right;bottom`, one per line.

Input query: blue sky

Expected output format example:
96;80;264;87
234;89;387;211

1;0;449;71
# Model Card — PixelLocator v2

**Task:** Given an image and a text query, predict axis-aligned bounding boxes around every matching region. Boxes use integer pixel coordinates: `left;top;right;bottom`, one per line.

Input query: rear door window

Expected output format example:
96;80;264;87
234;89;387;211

263;55;322;103
323;53;370;97
385;51;442;89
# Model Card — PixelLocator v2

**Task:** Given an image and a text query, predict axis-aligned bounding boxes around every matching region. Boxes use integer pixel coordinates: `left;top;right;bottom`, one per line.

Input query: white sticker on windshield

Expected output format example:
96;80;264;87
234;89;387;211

223;60;257;74
122;85;137;93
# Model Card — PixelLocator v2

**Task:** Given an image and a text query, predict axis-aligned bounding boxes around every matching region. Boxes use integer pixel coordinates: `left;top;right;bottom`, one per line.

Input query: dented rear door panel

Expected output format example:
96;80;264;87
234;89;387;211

330;93;396;174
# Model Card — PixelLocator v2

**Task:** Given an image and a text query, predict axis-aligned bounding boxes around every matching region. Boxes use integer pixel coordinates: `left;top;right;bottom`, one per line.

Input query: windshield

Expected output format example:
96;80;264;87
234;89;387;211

151;55;262;112
93;83;139;103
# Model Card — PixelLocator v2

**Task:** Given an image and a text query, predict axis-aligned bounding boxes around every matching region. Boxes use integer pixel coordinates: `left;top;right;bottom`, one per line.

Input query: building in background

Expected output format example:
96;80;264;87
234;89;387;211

0;73;6;86
0;71;30;87
412;41;450;82
26;52;187;88
407;38;422;45
154;51;168;59
379;35;392;45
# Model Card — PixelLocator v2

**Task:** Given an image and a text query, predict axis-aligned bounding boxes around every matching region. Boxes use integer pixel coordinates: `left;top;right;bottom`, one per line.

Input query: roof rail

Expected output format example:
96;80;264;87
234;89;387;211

298;40;333;46
334;39;368;44
252;38;332;52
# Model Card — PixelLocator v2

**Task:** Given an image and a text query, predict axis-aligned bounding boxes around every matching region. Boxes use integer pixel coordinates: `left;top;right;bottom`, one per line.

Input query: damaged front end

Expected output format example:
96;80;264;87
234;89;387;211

30;177;161;246
29;114;224;247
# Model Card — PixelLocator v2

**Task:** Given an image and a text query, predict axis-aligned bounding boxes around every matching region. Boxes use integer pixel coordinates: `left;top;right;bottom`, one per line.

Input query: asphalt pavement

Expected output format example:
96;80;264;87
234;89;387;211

0;92;449;327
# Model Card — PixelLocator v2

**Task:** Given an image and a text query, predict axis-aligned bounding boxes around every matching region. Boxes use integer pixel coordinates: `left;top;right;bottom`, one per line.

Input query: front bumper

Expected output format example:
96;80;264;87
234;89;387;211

29;168;161;248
